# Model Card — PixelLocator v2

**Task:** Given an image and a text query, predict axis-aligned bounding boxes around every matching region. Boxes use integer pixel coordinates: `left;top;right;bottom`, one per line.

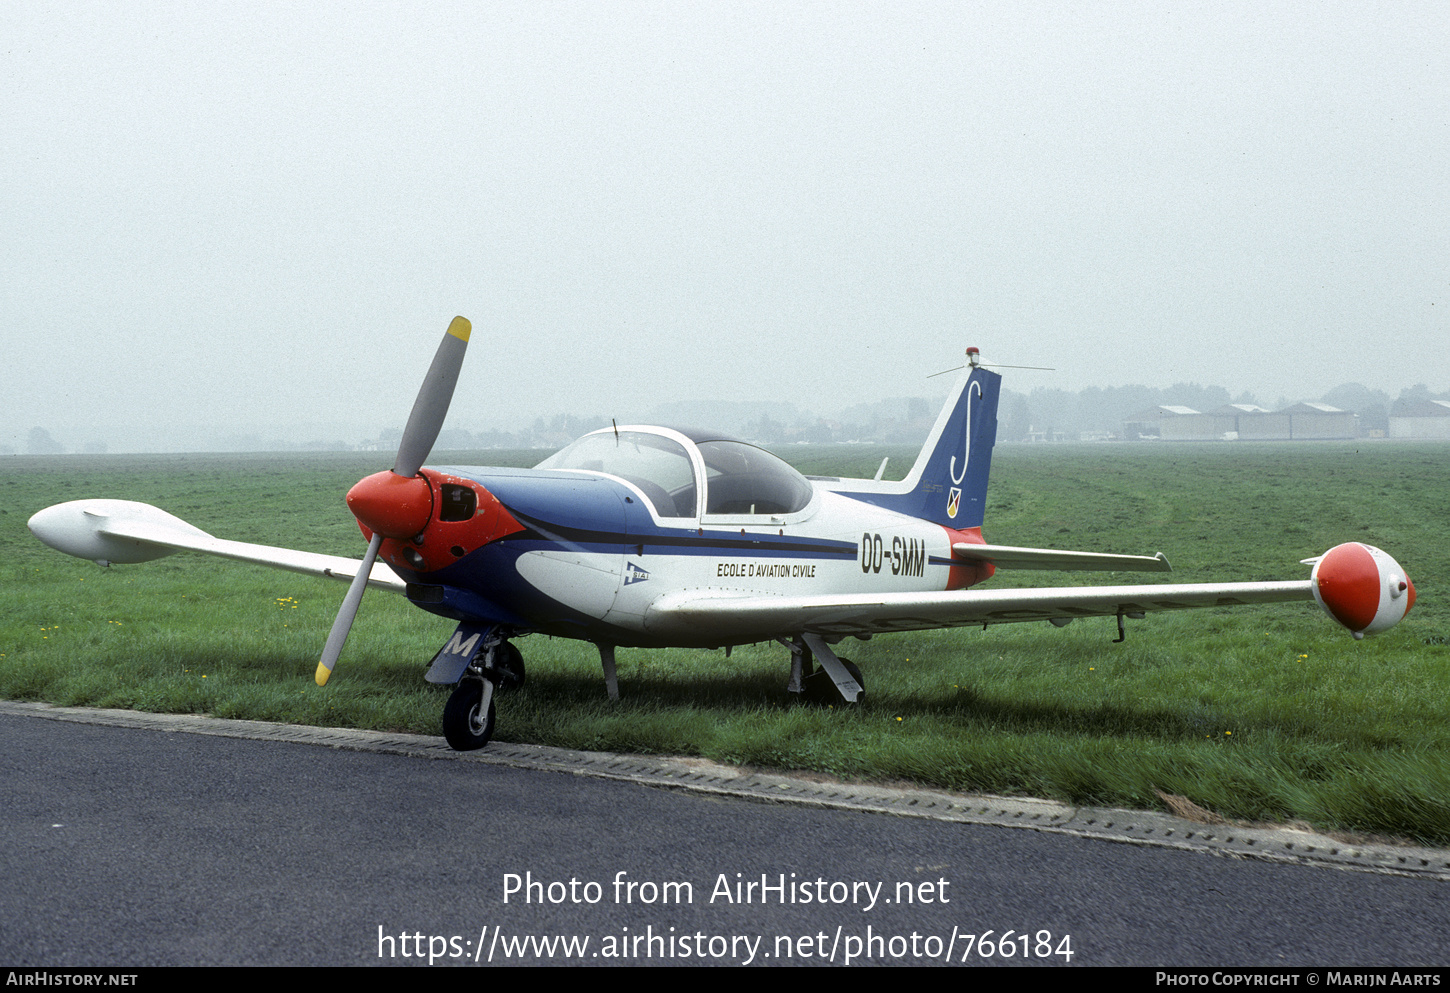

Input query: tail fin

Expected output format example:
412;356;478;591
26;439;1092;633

834;360;1001;529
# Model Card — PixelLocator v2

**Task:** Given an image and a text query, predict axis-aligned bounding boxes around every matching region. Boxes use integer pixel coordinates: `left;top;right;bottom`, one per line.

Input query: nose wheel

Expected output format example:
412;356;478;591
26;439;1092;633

443;678;496;750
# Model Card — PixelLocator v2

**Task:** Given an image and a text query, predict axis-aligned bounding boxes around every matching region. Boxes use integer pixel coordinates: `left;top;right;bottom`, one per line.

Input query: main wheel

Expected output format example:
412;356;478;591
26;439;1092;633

443;679;496;750
493;642;525;691
801;657;865;706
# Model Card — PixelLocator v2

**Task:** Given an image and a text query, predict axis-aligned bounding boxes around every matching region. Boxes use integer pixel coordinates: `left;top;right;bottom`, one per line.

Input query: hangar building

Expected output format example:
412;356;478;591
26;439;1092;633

1124;402;1357;441
1389;400;1450;439
1278;402;1357;439
1124;406;1206;440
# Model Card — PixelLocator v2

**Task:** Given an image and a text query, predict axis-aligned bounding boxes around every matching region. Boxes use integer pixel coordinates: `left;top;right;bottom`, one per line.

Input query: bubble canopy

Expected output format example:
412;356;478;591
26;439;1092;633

535;427;815;520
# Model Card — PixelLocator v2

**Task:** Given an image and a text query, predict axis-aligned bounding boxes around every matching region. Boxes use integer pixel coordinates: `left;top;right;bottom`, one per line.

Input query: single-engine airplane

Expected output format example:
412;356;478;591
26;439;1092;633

29;317;1416;750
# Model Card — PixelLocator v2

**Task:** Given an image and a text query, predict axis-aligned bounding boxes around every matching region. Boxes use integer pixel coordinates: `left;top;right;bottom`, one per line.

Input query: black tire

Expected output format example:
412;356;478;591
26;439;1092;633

801;657;865;706
493;642;525;691
443;679;496;750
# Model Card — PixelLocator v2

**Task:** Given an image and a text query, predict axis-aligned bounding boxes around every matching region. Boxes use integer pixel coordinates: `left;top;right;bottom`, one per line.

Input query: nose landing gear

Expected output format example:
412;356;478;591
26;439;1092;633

434;629;525;751
443;677;496;750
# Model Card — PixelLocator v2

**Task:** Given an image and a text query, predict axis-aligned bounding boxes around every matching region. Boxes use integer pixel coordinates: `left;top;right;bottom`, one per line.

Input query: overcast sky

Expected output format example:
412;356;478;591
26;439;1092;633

4;2;1446;451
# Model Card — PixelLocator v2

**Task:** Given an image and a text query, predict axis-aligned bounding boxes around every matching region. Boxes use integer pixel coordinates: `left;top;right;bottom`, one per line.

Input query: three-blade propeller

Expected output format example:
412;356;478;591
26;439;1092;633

314;316;471;686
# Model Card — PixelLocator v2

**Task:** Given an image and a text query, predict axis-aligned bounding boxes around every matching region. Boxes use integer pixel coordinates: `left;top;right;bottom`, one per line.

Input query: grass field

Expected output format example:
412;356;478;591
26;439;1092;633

3;442;1447;842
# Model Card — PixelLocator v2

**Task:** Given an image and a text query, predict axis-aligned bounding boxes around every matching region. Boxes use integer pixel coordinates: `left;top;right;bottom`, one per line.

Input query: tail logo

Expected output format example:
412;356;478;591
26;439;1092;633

948;380;983;486
946;488;961;519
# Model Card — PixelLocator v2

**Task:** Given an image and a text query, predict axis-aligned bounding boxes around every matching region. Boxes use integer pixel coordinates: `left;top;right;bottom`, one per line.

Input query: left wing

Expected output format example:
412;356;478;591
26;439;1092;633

27;499;407;593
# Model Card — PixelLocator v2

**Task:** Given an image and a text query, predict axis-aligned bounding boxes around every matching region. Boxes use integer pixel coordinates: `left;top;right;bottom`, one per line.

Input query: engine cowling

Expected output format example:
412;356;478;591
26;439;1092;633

350;469;524;575
1310;542;1415;639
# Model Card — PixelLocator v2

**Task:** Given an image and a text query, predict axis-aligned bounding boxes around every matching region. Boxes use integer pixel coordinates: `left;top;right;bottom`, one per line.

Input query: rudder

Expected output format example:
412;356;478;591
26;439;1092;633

835;359;1001;529
903;363;1001;528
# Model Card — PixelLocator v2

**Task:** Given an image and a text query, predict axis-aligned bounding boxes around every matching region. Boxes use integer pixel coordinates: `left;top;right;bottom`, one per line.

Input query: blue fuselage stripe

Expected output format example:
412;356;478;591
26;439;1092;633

505;510;859;560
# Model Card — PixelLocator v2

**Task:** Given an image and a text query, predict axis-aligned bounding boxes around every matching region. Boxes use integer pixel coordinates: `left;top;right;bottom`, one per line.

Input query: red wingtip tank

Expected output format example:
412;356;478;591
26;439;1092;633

1310;542;1415;640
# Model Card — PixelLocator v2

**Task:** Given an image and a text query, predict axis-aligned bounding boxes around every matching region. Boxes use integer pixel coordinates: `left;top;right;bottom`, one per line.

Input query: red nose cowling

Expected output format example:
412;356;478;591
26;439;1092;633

346;469;525;575
347;471;434;539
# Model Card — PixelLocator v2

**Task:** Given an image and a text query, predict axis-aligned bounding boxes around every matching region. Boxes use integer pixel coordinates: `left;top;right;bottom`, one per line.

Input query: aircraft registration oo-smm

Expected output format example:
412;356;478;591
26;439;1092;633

29;317;1416;750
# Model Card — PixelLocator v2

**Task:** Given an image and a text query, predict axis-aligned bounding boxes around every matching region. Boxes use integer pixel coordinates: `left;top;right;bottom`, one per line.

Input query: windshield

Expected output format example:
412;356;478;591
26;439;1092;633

536;431;697;517
698;440;813;516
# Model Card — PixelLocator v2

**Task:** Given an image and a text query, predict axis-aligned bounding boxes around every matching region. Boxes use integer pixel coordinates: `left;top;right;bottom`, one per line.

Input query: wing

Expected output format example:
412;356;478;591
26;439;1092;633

27;499;407;593
644;580;1313;641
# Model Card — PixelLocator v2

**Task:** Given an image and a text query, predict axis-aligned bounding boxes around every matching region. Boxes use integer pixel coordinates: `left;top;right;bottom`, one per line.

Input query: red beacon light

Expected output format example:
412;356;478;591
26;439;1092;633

966;347;981;368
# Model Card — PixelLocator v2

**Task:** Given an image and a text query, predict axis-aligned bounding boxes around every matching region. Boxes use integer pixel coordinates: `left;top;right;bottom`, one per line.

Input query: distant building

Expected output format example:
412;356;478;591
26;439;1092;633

1215;403;1284;440
1124;405;1202;440
1025;424;1071;443
1280;402;1357;440
1225;404;1291;440
1122;402;1357;441
1389;400;1450;439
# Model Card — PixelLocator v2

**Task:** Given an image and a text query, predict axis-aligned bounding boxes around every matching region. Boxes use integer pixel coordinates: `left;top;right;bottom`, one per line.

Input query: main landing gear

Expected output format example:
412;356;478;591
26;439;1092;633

785;633;865;706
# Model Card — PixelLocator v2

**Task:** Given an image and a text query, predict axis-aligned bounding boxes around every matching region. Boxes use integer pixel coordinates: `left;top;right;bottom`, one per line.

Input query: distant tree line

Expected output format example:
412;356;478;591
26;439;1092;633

2;427;105;455
9;382;1447;455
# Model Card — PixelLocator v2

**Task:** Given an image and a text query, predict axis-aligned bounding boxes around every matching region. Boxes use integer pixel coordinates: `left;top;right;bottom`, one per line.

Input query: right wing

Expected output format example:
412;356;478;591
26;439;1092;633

644;538;1413;643
643;580;1313;642
27;499;406;593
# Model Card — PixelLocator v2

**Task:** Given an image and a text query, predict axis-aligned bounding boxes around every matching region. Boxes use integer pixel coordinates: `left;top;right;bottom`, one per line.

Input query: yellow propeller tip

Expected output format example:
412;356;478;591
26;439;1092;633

448;316;471;342
314;661;333;686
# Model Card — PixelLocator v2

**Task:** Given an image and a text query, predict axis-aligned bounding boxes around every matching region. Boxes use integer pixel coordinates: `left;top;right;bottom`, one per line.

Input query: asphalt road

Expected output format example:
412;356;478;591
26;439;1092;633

2;710;1448;967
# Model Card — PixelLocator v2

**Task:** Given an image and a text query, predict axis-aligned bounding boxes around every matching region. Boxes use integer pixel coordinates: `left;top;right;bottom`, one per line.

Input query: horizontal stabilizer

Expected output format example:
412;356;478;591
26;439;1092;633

952;542;1171;573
